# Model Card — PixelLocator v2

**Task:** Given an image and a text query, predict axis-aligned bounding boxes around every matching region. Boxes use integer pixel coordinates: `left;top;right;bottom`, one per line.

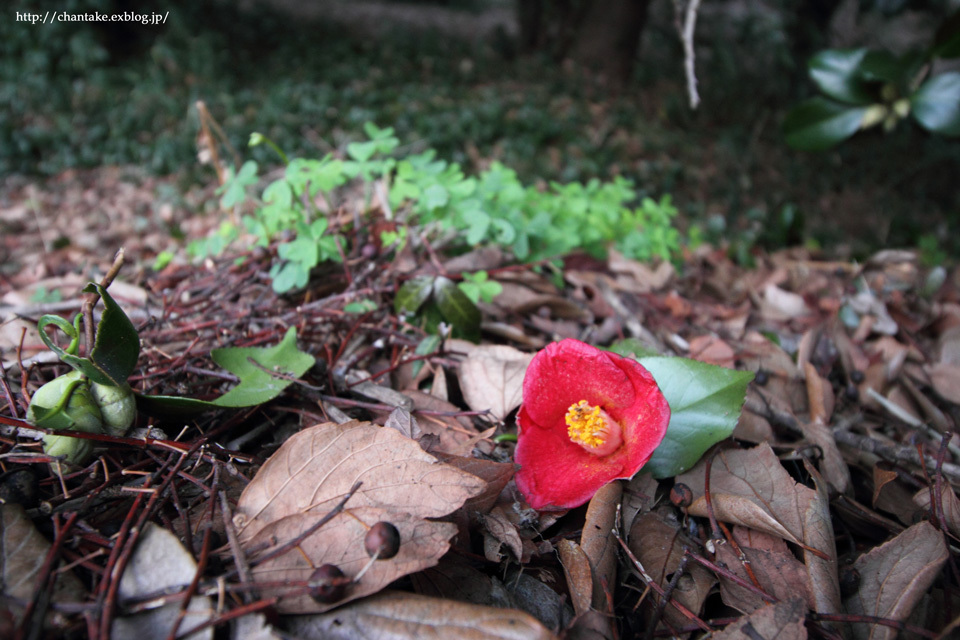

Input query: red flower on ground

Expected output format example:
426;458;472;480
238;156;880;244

515;339;670;510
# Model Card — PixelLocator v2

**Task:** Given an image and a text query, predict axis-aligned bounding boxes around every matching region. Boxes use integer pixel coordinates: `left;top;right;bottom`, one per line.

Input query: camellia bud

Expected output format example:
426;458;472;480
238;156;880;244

364;521;401;559
27;371;104;465
89;382;136;436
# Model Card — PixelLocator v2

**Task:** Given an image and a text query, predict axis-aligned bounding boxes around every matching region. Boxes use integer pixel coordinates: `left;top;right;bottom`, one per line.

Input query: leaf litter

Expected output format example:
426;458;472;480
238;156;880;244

2;189;960;638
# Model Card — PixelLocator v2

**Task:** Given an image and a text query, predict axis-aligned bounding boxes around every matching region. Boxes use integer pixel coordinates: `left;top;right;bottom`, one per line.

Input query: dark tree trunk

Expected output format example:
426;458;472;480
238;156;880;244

568;0;652;85
516;0;651;86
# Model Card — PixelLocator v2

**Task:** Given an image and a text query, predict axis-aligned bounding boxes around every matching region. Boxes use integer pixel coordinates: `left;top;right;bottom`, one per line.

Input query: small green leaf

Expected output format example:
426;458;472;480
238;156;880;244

606;338;660;360
412;334;442;378
347;140;377;163
395;276;435;315
783;98;869;151
433;276;481;342
911;72;960;136
638;356;754;478
208;327;315;407
808;48;874;105
344;299;377;314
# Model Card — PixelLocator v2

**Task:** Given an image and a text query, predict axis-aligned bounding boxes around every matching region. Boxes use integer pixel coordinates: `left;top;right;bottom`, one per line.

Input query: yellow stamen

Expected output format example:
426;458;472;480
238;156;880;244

565;400;622;456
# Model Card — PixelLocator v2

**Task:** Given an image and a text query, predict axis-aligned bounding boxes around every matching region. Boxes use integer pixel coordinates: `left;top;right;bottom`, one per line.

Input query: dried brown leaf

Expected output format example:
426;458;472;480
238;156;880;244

711;598;807;640
234;421;486;612
844;521;949;640
580;482;621;614
433;453;516;517
458;345;533;420
926;363;960;404
677;446;841;618
557;539;594;617
401;390;490;456
621;472;658;536
285;591;557;640
627;507;716;630
0;504;85;626
914;485;960;540
715;529;812;613
482;506;523;561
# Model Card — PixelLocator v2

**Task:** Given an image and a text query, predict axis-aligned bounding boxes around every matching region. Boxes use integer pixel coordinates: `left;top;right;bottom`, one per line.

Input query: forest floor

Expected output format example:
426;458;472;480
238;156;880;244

1;2;960;639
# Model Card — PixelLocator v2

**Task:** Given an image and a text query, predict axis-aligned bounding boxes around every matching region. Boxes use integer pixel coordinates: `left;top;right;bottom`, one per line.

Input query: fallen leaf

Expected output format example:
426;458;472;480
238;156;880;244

285;591;557;639
580;482;621;614
458;345;533;420
401;389;491;456
688;334;736;368
482;506;523;561
715;527;813;613
711;597;807;640
111;523;213;640
678;444;819;546
761;283;809;319
411;555;514;608
627;507;716;631
914;484;960;540
557;540;594;617
926;362;960;405
432;453;516;517
621;472;658;535
0;504;85;626
677;445;841;620
844;521;949;640
233;421;486;612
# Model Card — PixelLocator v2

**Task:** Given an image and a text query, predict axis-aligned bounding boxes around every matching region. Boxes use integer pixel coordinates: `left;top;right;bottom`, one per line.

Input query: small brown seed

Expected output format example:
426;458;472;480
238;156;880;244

309;564;346;603
364;521;401;559
670;483;693;508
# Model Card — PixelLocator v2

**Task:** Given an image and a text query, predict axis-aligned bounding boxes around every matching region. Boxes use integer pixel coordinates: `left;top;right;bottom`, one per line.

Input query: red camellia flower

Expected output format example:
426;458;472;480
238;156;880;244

515;339;670;510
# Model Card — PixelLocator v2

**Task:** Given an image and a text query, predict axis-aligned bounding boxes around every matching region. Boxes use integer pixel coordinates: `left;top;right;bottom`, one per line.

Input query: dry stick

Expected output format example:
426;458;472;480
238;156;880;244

98;442;202;638
244;480;364;571
82;249;125;354
615;535;712;633
678;0;702;109
683;549;776;604
645;551;692;640
16;511;80;640
220;488;253;593
745;392;960;483
165;466;221;640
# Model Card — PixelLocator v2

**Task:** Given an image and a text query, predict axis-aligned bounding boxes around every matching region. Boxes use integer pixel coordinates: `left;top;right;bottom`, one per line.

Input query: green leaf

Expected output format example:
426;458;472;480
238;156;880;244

347;140;377;163
395;276;435;314
433;276;481;342
82;283;141;386
412;334;442;378
208;327;314;407
638;357;754;478
783;98;869;151
606;338;660;360
911;72;960;136
808;48;874;104
220;161;258;209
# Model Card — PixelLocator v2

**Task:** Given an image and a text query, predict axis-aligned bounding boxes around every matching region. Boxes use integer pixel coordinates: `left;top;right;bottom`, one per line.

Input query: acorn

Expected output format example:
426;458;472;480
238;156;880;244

364;521;401;560
309;564;347;603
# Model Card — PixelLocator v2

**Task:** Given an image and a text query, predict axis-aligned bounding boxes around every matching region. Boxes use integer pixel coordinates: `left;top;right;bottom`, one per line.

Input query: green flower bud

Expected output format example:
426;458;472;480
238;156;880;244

90;382;136;436
27;371;104;465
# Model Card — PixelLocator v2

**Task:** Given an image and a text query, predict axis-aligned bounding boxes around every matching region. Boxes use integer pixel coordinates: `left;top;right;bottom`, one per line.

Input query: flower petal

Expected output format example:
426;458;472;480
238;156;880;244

514;339;670;510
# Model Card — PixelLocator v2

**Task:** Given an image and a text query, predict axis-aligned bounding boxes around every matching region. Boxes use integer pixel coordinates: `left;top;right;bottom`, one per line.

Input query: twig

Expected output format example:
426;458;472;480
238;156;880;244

677;0;702;109
82;249;125;355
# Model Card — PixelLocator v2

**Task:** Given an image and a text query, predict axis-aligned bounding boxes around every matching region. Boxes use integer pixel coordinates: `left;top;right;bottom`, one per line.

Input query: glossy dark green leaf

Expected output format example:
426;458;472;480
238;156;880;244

394;276;435;315
783;98;869;151
809;48;874;104
433;276;481;342
209;327;315;407
638;357;754;479
911;72;960;136
83;283;141;385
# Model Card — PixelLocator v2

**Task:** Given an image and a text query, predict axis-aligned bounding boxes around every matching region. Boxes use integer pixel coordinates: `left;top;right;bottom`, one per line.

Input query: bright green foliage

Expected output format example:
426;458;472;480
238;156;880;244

195;123;683;296
458;271;502;304
390;152;681;263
